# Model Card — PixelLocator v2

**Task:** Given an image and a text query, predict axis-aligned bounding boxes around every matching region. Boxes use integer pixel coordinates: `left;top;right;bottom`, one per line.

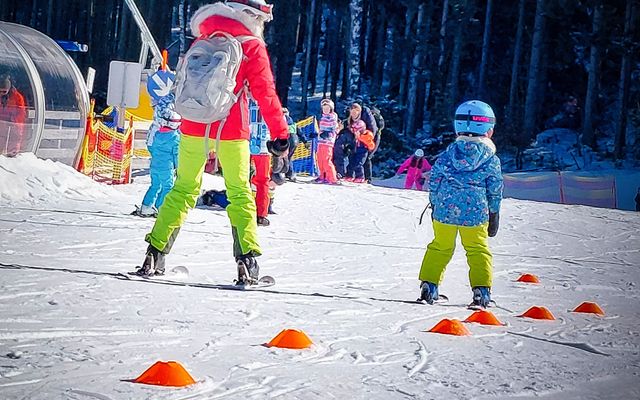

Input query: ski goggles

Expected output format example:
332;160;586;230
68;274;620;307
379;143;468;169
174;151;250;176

230;0;273;16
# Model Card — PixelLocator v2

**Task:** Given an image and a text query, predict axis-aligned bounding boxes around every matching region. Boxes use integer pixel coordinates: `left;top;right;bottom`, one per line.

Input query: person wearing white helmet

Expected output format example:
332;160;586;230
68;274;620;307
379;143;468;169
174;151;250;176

396;148;432;190
417;100;503;309
134;102;182;218
315;98;339;184
138;0;287;281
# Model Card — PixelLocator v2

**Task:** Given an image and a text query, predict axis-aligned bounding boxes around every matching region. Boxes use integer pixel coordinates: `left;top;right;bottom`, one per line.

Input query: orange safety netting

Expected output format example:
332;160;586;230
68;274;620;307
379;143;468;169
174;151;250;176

76;101;134;185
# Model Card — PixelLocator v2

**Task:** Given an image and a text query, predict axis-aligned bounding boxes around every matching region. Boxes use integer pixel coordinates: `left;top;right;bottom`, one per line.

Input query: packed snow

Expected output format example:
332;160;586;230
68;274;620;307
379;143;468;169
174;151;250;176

0;153;639;399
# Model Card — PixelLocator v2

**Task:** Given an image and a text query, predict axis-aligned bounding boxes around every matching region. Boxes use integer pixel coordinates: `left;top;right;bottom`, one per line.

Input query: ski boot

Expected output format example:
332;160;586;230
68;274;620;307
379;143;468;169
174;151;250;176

131;205;158;218
236;254;259;286
257;216;270;227
136;245;165;276
419;281;439;304
470;287;492;309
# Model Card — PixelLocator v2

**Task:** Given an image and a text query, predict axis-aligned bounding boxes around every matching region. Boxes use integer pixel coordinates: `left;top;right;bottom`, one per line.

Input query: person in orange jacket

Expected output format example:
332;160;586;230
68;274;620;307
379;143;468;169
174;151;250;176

345;120;374;183
0;74;27;156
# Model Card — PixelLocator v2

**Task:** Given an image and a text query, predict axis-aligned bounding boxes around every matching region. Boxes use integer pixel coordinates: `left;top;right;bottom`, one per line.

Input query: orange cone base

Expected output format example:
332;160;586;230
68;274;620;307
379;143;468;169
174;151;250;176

572;302;605;316
464;310;504;326
134;361;196;387
519;306;556;320
267;329;313;349
427;319;471;336
516;273;540;284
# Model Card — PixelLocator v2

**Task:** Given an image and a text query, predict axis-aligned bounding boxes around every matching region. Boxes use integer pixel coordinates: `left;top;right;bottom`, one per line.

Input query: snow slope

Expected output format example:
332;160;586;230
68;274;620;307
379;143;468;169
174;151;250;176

1;154;639;400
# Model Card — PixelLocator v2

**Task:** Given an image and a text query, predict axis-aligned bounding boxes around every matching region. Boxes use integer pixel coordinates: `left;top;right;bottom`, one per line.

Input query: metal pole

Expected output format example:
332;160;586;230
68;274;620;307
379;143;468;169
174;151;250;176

123;0;164;69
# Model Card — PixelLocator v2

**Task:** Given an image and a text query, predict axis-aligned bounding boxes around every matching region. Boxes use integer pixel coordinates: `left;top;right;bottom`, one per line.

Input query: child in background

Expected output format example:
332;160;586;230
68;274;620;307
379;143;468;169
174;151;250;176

316;99;339;184
134;105;181;217
418;100;503;309
396;149;432;190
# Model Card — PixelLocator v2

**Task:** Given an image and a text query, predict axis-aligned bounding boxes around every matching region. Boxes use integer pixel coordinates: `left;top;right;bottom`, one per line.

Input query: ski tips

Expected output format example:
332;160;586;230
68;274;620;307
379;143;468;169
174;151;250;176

516;273;540;284
266;329;313;349
427;319;471;336
464;310;504;326
518;306;556;320
572;301;605;316
133;361;196;387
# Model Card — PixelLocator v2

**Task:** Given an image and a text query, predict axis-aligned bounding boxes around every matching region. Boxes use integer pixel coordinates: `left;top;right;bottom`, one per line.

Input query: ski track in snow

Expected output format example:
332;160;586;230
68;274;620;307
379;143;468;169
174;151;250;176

1;157;640;399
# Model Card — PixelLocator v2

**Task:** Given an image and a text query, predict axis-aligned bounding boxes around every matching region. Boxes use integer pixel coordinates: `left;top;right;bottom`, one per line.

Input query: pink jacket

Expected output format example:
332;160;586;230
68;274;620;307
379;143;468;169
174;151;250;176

397;155;432;182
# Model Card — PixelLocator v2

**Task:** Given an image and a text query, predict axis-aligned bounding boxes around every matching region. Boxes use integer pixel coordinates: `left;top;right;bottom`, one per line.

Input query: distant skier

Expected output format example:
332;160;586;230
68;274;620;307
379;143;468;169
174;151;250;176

133;103;181;217
418;100;503;309
137;0;289;284
396;149;432;190
315;98;339;184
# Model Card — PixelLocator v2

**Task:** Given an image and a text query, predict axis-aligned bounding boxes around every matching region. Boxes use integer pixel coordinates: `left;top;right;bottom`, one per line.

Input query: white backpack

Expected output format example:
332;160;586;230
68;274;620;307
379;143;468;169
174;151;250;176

174;32;256;124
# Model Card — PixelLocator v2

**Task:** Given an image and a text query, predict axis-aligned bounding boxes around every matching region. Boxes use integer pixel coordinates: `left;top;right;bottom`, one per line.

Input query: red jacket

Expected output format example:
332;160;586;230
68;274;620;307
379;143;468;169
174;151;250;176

180;15;288;141
0;87;27;152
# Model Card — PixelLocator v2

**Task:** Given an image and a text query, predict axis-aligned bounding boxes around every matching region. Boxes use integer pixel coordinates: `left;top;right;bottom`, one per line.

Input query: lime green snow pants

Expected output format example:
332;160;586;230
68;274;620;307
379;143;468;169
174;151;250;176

418;220;492;288
145;135;260;258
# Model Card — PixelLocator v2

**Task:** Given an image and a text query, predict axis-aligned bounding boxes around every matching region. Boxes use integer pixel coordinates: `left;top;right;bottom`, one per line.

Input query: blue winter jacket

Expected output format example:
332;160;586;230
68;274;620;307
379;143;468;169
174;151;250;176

148;129;179;172
429;136;503;226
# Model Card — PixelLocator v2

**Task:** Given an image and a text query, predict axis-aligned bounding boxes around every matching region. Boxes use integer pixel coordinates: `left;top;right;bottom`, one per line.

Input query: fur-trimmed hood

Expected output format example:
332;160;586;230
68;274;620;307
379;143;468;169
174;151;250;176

190;3;265;38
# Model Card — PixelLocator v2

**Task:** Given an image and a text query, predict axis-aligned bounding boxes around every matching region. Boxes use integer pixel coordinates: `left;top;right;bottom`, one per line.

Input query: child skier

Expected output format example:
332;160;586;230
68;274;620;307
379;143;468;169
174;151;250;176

396;149;432;190
133;104;181;217
418;100;503;308
250;108;272;227
315;98;339;184
345;120;375;183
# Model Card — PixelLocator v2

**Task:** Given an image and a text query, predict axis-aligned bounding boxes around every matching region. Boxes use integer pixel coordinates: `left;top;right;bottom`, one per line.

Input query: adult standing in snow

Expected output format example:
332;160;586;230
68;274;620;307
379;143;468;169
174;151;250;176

0;74;27;156
396;149;432;190
346;100;378;183
137;0;289;285
418;100;503;309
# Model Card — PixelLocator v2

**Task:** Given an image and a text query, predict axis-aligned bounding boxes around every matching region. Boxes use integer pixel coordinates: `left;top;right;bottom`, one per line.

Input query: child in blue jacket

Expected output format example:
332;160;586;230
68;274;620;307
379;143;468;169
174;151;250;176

418;100;503;308
134;105;181;217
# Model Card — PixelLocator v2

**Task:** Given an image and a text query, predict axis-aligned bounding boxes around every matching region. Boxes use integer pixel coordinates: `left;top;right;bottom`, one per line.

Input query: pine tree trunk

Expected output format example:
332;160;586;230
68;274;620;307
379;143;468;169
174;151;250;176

614;0;637;160
446;0;469;116
308;0;322;95
522;0;548;166
477;0;493;98
301;0;317;116
371;7;387;96
437;0;449;70
406;2;430;136
272;0;300;106
346;0;363;98
398;5;416;107
582;1;604;149
507;0;526;122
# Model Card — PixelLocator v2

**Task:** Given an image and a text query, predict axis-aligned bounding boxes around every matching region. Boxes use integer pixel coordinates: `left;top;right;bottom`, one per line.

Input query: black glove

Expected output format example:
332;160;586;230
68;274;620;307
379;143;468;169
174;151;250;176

488;212;499;237
267;138;289;157
319;131;330;140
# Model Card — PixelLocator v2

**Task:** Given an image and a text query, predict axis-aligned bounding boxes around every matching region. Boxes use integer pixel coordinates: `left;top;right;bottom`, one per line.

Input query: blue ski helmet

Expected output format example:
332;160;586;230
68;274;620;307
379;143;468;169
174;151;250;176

453;100;496;136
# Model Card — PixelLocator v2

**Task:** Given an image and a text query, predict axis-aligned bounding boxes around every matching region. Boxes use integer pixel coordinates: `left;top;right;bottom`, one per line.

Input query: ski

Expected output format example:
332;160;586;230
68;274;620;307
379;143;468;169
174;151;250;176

117;272;276;290
415;294;449;305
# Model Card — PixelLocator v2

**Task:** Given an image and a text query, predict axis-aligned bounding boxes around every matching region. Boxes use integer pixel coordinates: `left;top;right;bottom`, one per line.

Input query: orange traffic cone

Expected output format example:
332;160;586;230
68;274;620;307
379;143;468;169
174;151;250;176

572;302;605;316
516;273;540;284
267;329;313;349
427;319;471;336
134;361;196;387
463;310;504;326
518;306;555;320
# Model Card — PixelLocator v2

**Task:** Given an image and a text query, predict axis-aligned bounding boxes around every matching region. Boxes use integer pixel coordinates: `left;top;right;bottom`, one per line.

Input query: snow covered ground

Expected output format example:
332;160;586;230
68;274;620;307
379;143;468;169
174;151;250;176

1;153;639;400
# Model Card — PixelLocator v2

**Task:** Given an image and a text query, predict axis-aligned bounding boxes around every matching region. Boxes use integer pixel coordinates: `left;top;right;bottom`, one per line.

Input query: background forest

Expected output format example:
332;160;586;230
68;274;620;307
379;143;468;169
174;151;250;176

2;0;639;173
